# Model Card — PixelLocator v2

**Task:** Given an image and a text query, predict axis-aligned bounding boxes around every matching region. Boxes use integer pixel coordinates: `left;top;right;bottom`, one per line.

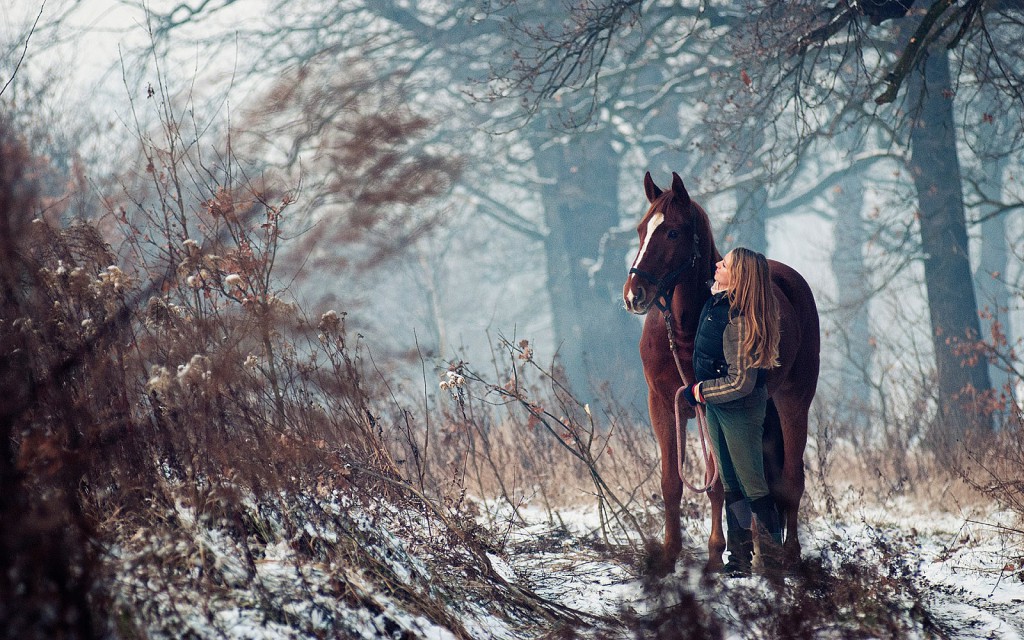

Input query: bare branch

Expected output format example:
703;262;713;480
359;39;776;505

0;0;46;99
875;0;958;104
764;151;899;218
788;3;857;57
459;184;546;242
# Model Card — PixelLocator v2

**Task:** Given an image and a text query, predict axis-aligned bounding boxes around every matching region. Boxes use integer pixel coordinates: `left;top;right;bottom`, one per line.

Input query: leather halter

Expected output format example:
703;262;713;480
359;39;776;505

628;230;702;312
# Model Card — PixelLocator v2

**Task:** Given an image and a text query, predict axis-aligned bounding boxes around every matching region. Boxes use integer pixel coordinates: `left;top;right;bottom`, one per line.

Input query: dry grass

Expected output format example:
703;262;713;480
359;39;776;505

0;104;521;638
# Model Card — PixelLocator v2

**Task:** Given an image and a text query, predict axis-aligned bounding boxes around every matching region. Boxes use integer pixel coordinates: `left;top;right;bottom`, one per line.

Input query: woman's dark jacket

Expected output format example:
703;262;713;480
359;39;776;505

693;291;767;407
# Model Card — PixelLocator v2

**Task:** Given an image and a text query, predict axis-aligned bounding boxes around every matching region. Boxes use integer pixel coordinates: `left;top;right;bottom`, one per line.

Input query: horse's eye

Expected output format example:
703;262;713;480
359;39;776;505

667;229;680;240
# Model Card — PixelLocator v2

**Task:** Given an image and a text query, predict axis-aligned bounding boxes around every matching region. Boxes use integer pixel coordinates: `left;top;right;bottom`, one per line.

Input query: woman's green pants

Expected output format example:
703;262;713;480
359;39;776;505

704;387;769;500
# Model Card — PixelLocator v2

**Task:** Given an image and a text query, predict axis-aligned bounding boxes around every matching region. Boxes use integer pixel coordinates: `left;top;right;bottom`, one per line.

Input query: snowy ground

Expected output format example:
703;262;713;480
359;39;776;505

106;485;1024;639
494;497;1024;639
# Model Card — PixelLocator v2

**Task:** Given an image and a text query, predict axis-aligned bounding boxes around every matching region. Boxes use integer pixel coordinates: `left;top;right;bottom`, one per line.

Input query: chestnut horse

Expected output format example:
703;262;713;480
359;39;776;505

623;172;819;572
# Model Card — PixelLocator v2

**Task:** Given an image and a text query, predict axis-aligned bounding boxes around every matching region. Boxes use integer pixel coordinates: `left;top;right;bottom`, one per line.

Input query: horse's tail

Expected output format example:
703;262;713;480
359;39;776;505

762;398;785;493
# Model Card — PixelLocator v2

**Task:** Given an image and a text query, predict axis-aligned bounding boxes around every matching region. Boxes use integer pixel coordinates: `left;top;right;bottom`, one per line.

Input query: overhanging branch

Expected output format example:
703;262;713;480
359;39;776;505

459;184;546;242
764;152;898;218
874;0;957;104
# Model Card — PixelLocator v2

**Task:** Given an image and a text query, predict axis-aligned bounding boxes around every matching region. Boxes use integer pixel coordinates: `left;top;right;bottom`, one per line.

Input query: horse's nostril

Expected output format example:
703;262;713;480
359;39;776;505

635;286;645;303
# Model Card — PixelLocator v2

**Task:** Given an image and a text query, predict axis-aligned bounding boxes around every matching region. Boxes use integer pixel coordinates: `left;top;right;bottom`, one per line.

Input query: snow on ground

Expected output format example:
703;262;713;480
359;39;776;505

107;485;1023;639
852;500;1024;639
490;497;1024;639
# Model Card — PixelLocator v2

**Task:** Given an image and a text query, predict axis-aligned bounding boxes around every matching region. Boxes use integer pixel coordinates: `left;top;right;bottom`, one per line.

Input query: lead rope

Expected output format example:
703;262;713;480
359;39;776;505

663;309;719;493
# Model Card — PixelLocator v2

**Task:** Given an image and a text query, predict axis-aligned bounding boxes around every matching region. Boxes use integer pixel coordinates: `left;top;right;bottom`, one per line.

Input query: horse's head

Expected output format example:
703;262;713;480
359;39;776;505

623;171;719;315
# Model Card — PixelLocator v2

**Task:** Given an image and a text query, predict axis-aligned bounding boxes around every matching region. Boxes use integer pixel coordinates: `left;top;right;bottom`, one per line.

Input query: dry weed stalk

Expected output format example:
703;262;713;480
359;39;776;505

1;50;592;636
1;118;104;640
434;336;654;553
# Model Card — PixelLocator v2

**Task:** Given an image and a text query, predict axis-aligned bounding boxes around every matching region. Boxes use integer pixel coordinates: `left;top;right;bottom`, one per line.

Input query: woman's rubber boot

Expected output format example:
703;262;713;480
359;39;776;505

722;491;753;576
750;495;785;575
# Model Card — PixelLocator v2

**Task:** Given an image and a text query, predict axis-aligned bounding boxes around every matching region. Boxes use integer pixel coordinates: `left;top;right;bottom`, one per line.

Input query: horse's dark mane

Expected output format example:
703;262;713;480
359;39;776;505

690;200;721;287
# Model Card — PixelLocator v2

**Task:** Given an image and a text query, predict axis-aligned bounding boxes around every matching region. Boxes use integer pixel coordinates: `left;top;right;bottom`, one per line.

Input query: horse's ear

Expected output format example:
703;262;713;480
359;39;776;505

670;172;692;207
644;171;662;203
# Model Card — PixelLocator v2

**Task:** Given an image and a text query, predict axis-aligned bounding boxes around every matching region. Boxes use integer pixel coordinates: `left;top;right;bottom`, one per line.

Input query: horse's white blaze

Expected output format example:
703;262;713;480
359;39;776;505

626;212;664;304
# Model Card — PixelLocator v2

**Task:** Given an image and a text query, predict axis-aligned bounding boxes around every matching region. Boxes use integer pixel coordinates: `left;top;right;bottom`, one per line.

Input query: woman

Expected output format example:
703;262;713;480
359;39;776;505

683;247;782;576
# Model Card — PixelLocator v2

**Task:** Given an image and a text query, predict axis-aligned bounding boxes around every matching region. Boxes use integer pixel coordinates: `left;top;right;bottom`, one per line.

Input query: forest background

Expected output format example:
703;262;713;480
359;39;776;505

2;0;1023;638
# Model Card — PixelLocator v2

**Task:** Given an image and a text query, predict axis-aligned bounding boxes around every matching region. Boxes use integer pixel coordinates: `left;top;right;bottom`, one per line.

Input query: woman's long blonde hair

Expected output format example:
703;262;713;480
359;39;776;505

727;247;781;369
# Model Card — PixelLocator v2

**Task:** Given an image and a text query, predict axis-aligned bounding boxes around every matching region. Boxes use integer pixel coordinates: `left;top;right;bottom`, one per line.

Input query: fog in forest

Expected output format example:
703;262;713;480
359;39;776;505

3;2;1023;638
6;0;1023;420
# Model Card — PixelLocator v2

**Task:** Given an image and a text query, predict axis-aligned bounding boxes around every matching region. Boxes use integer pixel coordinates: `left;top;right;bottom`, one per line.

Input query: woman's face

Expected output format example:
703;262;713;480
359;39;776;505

714;251;733;291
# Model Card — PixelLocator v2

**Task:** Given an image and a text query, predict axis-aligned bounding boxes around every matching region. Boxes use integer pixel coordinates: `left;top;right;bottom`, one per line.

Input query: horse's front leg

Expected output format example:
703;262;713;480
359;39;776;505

658;439;685;570
650;390;684;573
706;479;726;572
659;455;684;568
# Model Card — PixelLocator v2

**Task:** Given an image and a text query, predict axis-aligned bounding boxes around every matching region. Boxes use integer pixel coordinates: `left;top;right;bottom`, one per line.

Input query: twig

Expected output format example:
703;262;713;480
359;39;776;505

349;461;611;627
0;0;46;99
964;518;1024;536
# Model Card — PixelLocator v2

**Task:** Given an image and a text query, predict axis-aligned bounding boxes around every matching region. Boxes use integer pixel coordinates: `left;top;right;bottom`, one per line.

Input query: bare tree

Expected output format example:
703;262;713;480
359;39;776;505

120;0;655;402
496;0;1024;434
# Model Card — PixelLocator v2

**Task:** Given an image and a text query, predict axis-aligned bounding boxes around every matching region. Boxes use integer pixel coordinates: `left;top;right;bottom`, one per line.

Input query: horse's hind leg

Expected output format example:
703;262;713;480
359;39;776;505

773;395;809;563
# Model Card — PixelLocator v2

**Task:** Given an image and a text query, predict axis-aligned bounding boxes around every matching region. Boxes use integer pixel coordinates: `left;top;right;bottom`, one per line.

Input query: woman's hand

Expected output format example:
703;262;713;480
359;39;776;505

682;383;704;406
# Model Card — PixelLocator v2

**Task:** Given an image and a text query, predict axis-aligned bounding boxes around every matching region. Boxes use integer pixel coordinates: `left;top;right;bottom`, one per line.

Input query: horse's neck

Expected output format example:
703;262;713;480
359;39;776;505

669;282;711;339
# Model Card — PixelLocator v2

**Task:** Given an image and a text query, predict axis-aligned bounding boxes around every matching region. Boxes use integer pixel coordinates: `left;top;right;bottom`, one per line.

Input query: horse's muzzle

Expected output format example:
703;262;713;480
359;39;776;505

623;275;653;315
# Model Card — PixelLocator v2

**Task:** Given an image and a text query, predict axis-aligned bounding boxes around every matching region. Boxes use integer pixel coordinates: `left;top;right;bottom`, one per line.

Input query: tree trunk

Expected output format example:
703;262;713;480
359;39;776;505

830;168;873;429
907;48;992;435
727;123;768;253
533;128;644;405
729;181;769;253
974;155;1011;412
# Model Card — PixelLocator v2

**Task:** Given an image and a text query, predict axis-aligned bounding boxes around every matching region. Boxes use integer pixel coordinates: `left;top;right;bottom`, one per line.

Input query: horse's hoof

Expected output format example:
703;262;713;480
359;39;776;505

642;541;677;578
704;556;725;574
783;541;802;565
